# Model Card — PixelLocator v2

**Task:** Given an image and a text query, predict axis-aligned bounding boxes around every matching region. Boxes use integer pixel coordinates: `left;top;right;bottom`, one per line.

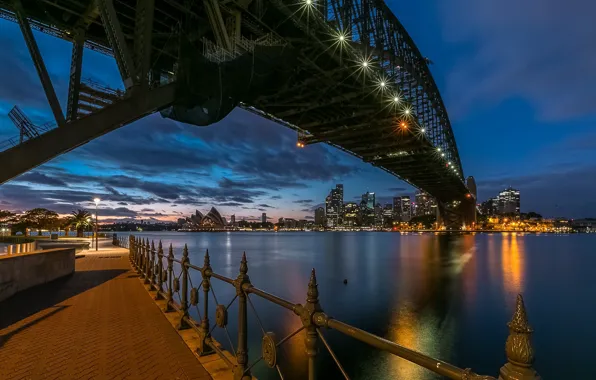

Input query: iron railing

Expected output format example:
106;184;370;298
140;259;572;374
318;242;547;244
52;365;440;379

115;234;540;380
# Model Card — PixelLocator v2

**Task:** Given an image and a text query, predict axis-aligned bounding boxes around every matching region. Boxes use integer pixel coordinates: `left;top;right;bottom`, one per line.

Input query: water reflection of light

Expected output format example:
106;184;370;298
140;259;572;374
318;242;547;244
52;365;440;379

385;235;445;379
387;306;429;379
502;233;524;296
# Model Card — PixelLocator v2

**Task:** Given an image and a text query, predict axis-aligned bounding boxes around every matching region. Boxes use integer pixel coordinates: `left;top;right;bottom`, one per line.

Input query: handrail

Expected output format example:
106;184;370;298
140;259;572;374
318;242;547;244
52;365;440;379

119;234;540;380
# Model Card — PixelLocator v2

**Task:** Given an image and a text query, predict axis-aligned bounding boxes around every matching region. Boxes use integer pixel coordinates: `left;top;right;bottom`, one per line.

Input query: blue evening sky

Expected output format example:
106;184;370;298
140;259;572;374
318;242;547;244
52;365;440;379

0;0;594;221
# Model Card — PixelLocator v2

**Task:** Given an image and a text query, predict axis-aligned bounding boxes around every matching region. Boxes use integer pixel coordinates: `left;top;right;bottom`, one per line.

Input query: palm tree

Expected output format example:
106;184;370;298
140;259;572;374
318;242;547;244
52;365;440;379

70;209;92;238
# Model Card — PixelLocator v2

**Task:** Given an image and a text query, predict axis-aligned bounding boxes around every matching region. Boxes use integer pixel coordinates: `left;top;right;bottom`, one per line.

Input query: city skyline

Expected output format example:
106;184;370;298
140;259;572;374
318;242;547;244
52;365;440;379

0;1;595;221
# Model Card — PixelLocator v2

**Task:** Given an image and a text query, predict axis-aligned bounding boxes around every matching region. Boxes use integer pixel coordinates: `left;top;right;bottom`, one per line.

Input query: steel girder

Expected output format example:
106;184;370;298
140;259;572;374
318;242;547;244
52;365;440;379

0;0;469;203
268;0;464;177
0;83;176;184
14;2;65;127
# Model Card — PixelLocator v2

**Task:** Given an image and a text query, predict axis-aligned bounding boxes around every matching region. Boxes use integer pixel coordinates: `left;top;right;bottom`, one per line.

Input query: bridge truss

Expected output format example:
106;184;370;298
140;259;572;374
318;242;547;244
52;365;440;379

0;0;471;207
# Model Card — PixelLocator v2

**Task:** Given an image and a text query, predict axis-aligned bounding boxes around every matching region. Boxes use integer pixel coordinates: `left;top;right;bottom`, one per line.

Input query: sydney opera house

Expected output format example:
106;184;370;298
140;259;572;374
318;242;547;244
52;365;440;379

178;208;228;231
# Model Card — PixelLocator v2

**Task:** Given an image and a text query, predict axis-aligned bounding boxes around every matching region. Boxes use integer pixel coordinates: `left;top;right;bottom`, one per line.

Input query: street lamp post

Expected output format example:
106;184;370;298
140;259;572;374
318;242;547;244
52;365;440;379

94;198;100;251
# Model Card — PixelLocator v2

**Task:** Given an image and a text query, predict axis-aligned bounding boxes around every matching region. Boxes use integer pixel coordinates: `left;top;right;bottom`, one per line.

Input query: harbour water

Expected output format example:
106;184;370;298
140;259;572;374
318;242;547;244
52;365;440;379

116;231;595;379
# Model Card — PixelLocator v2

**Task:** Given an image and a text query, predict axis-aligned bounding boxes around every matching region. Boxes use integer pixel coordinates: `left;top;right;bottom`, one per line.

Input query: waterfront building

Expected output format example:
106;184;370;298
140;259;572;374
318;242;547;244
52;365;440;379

326;184;344;227
401;196;411;222
360;192;376;226
498;187;520;216
314;207;325;226
230;214;236;225
392;196;402;221
180;207;227;230
283;218;297;229
480;197;498;216
382;204;393;226
334;184;344;225
343;202;359;226
415;191;436;216
262;213;267;224
374;203;383;226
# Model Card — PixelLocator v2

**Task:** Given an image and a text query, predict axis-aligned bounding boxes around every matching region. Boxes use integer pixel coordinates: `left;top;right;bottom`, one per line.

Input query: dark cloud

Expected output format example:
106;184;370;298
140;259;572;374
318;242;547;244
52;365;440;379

258;203;274;208
16;172;68;187
270;195;282;200
294;199;313;204
300;208;312;212
218;177;307;191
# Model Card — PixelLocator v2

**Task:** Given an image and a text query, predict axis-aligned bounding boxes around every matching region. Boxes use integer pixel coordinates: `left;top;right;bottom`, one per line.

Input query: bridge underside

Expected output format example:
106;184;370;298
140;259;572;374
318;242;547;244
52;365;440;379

0;0;470;205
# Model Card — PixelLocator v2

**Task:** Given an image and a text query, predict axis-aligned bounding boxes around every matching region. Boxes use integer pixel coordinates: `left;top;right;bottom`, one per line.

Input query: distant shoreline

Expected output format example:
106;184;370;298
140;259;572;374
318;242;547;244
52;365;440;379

104;229;589;234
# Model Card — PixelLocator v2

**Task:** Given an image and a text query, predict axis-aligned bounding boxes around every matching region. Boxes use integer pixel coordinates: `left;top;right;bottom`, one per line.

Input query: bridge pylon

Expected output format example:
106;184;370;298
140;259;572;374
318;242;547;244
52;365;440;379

436;176;477;230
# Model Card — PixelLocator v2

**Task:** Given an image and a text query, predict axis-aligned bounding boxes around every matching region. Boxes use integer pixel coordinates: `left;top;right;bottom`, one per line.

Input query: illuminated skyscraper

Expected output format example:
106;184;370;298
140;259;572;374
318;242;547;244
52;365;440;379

415;191;437;216
401;196;411;221
343;202;359;226
326;184;343;227
498;187;520;216
261;213;267;224
361;192;376;226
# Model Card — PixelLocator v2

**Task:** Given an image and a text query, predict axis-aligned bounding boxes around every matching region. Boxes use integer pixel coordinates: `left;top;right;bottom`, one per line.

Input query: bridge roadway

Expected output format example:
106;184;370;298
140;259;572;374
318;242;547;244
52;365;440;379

0;241;215;380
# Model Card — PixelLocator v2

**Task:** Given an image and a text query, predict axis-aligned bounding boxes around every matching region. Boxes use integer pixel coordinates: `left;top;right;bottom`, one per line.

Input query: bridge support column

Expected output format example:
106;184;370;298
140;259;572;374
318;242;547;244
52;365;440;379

437;198;476;230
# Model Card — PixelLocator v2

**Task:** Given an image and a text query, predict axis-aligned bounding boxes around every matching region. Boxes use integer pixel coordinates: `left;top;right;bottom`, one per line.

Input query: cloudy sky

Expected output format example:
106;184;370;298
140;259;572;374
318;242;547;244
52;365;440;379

0;1;595;221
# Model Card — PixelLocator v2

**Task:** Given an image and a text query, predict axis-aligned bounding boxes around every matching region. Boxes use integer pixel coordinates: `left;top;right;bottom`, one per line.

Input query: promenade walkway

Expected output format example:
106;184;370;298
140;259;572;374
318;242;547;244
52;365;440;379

0;242;212;380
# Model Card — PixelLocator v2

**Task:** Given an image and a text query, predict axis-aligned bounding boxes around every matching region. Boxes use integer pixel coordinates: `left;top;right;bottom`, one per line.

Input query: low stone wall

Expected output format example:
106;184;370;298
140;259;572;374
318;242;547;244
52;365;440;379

38;241;89;253
0;248;76;302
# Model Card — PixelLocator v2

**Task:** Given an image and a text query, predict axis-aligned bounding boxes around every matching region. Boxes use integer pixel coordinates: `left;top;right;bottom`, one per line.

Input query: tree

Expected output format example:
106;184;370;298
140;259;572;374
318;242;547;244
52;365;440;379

0;210;16;224
70;209;92;237
22;208;59;236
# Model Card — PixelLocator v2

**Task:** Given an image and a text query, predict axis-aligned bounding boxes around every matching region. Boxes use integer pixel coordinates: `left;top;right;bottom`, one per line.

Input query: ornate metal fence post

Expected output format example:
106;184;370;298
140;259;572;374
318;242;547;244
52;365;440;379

198;249;214;355
138;238;146;277
145;239;152;284
165;243;174;312
178;244;190;330
499;294;540;380
155;241;164;299
303;269;321;380
135;237;141;270
233;253;251;380
149;240;156;287
129;235;135;265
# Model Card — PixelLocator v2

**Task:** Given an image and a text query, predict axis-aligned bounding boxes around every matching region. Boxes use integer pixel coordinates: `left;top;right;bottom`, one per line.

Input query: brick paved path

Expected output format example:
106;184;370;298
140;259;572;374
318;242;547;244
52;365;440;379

0;246;211;380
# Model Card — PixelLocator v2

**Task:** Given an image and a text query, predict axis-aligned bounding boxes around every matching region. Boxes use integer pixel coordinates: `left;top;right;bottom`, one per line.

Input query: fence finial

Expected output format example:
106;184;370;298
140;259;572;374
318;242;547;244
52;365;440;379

499;294;540;380
204;249;210;268
307;268;319;304
240;251;248;275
